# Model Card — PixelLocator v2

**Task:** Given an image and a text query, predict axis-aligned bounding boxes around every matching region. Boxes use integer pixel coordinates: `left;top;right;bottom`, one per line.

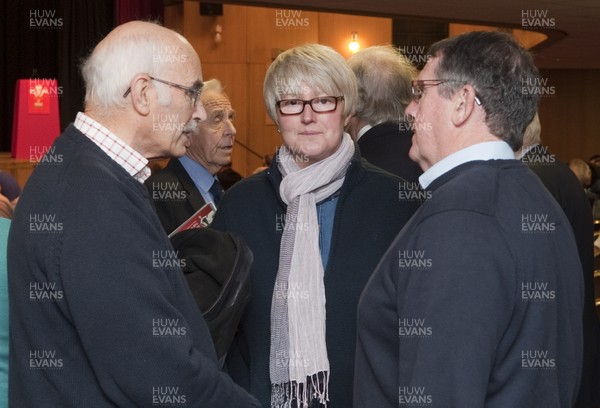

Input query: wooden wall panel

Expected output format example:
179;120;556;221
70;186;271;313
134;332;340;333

538;69;600;162
318;12;392;59
183;1;247;63
246;63;281;174
164;3;184;34
246;7;320;63
200;62;249;175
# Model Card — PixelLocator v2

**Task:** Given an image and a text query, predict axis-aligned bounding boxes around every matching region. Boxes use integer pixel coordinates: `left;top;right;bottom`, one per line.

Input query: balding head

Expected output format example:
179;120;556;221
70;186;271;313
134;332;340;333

348;45;418;125
81;21;201;115
80;21;206;159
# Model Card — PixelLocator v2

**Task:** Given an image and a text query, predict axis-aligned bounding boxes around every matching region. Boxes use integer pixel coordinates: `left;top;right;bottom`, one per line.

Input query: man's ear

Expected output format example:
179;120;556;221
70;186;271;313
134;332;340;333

451;85;478;127
128;75;151;116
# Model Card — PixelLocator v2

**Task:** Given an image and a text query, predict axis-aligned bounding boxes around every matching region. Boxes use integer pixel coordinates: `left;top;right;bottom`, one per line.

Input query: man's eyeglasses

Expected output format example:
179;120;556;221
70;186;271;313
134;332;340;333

411;79;482;106
123;76;203;107
276;96;344;115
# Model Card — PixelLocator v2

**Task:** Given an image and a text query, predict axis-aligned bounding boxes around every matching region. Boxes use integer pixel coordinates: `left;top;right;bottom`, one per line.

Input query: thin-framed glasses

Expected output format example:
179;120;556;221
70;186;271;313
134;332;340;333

411;79;482;106
276;96;344;115
123;76;203;107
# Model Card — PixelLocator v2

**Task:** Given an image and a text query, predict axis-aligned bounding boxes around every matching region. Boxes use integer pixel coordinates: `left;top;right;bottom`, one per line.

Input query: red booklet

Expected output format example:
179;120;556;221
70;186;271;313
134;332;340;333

168;202;216;238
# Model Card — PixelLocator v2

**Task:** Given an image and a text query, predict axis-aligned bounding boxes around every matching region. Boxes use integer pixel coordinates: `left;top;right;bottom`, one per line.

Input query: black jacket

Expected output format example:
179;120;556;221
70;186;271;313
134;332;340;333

145;158;207;235
355;159;584;407
524;148;599;407
211;148;420;407
357;121;422;183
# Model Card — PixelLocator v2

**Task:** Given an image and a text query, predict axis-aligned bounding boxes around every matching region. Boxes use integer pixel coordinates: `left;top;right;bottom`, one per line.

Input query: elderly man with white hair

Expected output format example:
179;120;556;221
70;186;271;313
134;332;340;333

8;21;259;407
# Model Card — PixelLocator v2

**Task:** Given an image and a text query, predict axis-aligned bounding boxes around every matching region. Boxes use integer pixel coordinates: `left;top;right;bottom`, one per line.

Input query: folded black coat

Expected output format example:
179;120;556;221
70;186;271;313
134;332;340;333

170;228;253;361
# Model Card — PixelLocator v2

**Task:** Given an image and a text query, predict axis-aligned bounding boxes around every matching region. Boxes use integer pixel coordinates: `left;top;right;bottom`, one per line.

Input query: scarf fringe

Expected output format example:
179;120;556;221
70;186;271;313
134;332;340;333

271;371;330;408
270;134;354;408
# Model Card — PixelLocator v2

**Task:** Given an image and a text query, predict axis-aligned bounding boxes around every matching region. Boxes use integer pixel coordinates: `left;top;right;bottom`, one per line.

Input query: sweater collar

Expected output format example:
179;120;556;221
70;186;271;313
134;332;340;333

419;141;515;189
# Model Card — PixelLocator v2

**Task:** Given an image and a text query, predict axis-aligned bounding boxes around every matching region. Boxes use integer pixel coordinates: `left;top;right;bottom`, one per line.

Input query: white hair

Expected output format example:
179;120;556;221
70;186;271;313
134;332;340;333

201;78;224;94
81;23;191;114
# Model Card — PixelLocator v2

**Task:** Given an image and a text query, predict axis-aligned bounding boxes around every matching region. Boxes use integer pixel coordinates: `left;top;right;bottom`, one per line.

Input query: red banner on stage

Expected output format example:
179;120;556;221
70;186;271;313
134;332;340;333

12;78;61;160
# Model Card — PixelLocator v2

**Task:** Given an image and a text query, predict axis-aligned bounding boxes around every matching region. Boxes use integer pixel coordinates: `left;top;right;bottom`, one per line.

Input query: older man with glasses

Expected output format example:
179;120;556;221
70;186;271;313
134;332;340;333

7;21;259;407
146;79;237;235
354;31;584;407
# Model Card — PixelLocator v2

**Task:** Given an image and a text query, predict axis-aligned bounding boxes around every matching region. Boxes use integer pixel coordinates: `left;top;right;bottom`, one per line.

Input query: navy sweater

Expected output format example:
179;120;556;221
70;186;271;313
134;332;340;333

355;160;584;407
211;150;420;407
8;125;260;407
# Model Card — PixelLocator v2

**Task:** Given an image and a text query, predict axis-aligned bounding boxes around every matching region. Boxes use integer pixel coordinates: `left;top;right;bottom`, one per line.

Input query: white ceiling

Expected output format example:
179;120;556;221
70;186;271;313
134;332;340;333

224;0;600;69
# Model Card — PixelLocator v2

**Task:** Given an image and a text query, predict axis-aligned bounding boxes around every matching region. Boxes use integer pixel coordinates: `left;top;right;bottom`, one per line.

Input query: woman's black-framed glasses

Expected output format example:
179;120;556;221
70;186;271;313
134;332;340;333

276;96;344;115
411;79;482;106
123;76;203;107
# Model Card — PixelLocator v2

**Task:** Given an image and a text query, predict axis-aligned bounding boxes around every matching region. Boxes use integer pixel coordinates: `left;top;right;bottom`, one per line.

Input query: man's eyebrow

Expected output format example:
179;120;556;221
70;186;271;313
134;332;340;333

207;108;224;118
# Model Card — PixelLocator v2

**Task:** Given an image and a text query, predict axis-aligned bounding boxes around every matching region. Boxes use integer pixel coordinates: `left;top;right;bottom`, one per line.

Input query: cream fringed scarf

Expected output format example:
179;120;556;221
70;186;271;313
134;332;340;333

270;133;355;408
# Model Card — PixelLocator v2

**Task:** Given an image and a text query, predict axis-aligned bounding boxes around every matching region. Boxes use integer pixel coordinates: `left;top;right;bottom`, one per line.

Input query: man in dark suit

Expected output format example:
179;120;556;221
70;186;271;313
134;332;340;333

146;79;237;234
355;31;583;407
347;45;422;183
518;113;600;408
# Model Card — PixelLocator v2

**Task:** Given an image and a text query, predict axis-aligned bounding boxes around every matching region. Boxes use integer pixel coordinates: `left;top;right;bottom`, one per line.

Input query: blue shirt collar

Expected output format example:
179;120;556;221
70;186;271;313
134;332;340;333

178;155;216;195
419;141;516;189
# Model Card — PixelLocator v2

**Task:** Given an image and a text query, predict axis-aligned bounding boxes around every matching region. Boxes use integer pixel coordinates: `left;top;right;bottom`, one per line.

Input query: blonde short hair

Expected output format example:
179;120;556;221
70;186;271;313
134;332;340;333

263;44;358;126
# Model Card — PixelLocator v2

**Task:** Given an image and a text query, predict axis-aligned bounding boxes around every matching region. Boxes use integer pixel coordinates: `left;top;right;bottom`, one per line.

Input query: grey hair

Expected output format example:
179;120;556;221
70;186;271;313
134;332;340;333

522;112;541;147
201;78;224;94
263;44;358;126
428;31;540;151
347;45;418;124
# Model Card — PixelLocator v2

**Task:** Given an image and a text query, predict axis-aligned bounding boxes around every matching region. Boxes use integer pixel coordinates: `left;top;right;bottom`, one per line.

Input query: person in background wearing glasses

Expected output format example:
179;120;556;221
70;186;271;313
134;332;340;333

146;79;237;235
354;31;584;407
8;21;259;407
211;44;419;407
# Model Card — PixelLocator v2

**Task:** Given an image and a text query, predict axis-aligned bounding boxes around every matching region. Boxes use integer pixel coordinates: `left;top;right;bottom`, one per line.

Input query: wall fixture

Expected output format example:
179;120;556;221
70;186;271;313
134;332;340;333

348;32;360;53
214;23;222;44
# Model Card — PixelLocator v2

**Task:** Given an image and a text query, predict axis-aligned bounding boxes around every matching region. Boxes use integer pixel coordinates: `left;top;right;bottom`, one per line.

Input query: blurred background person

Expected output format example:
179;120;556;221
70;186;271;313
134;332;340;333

569;158;593;188
212;44;419;407
0;172;20;206
347;45;422;183
216;161;243;191
0;175;18;406
518;113;599;407
0;190;12;408
146;79;237;234
252;154;273;175
0;190;15;220
569;158;600;221
589;154;600;167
